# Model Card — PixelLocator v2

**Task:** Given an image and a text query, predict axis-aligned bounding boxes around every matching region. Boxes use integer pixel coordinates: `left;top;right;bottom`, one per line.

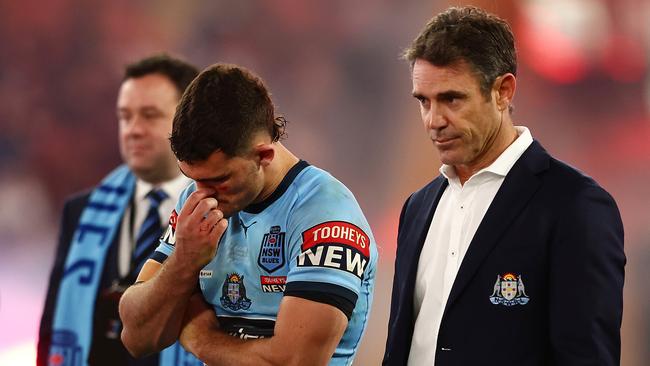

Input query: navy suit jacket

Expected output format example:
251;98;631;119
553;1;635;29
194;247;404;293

383;141;625;365
38;190;159;366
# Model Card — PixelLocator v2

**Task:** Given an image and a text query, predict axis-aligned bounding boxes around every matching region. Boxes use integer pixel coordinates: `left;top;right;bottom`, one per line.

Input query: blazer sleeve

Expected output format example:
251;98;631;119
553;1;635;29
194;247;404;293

37;193;89;366
548;183;625;365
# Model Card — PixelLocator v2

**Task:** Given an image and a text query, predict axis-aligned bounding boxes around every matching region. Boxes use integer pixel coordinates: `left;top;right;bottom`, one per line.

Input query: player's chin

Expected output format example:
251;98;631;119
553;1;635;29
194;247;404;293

220;210;234;219
220;201;249;219
217;204;236;219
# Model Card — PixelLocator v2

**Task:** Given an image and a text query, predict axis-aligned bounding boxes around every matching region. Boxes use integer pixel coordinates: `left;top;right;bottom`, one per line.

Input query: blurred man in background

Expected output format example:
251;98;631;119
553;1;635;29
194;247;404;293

383;6;625;365
38;54;203;366
119;63;378;366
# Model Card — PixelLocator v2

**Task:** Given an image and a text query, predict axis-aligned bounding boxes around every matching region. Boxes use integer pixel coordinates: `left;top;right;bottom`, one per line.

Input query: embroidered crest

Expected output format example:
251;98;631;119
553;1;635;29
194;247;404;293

489;273;529;306
220;273;252;311
257;226;285;273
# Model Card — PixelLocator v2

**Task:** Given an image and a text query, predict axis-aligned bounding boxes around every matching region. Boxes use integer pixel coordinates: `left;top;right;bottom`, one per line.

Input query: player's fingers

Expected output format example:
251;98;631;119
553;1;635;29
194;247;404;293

208;218;228;242
178;188;216;219
192;197;219;220
199;209;223;233
182;197;219;228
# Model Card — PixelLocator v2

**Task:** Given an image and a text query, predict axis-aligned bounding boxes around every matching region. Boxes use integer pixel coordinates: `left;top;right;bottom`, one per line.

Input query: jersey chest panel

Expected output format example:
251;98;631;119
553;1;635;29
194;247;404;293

199;209;291;320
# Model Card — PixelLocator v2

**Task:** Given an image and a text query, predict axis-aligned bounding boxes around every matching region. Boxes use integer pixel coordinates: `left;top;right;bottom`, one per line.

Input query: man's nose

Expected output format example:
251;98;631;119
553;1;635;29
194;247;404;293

425;106;446;130
125;115;146;135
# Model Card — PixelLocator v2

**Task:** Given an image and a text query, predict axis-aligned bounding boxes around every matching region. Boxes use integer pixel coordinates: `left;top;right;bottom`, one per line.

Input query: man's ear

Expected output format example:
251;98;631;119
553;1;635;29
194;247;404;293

255;143;275;167
495;73;516;111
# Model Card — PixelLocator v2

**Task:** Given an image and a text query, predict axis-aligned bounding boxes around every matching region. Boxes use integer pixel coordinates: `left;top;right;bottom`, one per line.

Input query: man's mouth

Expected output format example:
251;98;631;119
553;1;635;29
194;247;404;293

434;136;458;145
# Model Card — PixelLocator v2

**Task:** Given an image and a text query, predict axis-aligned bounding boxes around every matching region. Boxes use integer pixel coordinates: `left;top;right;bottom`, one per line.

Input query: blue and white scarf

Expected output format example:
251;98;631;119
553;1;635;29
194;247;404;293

49;165;201;366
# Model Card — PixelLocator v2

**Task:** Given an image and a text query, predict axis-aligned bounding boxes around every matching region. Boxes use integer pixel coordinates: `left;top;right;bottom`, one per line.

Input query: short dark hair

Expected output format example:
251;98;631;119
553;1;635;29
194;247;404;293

404;6;516;99
123;53;199;96
170;63;287;162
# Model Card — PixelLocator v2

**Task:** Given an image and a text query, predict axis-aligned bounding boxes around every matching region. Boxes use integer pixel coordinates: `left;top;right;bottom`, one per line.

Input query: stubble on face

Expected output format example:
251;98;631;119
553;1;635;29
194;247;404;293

179;152;264;219
412;59;512;179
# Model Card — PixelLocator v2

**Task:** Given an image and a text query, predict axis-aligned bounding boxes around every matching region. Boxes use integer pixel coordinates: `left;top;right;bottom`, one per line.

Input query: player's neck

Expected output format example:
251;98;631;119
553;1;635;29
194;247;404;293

258;144;300;201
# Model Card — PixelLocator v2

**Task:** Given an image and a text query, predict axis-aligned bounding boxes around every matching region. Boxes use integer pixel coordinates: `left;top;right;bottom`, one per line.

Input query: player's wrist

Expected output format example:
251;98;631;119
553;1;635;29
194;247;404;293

171;238;215;272
163;252;203;289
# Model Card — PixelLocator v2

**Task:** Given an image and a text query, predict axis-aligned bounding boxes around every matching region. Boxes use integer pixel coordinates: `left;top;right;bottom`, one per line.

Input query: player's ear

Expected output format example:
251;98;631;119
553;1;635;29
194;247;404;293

255;143;275;167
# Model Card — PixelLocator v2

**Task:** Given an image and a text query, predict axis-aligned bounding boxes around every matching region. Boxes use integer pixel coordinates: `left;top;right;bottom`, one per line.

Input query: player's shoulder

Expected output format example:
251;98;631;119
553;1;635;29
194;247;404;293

292;164;357;205
289;164;372;234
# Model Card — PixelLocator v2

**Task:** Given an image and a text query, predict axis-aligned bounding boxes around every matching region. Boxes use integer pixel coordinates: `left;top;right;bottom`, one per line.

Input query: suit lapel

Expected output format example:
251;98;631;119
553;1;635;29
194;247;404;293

396;177;448;331
443;141;550;313
403;178;449;273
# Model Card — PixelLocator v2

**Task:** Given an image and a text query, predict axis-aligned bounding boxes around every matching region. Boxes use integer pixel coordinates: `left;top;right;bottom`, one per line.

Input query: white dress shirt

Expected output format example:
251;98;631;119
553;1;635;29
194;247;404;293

408;126;533;365
117;173;191;278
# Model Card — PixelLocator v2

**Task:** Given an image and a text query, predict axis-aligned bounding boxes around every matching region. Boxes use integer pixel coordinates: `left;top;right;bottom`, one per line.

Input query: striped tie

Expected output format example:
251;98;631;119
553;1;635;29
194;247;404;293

133;189;168;275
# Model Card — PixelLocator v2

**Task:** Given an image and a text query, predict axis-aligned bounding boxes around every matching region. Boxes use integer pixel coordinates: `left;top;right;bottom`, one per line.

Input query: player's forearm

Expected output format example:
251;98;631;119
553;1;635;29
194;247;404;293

180;296;336;366
186;329;296;366
178;297;288;366
119;255;200;357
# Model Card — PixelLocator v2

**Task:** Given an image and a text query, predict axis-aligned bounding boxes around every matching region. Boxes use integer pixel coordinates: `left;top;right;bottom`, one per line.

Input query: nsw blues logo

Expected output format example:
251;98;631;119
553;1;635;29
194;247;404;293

489;273;530;306
257;226;285;273
220;273;252;311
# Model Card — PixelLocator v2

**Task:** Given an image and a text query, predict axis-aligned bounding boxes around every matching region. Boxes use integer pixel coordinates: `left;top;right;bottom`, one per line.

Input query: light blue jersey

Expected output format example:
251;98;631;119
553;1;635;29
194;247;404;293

153;161;377;365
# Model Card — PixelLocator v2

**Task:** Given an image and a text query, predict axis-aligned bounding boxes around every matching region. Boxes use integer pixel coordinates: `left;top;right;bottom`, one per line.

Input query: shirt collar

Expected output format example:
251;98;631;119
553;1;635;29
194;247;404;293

439;126;534;181
135;173;192;203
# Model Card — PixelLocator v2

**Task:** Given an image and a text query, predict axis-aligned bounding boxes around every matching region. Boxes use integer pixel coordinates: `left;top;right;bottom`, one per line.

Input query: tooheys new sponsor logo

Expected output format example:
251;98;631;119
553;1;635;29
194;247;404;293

297;221;370;279
260;276;286;293
161;210;178;246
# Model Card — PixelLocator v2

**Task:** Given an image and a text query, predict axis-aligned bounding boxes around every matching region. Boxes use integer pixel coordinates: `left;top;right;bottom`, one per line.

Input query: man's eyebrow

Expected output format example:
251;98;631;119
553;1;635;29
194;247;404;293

437;90;467;100
117;105;162;114
178;166;228;182
412;90;468;100
139;105;163;113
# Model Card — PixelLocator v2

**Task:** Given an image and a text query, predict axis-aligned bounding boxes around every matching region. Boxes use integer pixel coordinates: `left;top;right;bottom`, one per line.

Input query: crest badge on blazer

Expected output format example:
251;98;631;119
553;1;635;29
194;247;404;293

489;273;530;306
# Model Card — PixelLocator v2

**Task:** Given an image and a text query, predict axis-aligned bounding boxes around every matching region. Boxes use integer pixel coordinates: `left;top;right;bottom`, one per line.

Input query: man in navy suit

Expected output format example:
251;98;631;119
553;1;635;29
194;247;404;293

38;55;199;366
383;6;625;366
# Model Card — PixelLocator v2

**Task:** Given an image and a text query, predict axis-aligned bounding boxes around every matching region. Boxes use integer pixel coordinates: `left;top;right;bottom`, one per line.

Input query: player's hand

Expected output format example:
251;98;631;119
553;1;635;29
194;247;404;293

173;188;228;272
179;292;219;355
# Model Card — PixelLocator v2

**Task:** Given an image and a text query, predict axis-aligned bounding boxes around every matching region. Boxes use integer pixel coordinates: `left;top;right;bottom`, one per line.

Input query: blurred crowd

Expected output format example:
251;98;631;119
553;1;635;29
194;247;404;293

0;0;648;364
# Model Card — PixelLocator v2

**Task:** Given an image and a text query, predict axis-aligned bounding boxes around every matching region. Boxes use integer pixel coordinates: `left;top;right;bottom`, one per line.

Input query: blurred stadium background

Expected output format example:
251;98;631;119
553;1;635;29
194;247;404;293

0;0;648;364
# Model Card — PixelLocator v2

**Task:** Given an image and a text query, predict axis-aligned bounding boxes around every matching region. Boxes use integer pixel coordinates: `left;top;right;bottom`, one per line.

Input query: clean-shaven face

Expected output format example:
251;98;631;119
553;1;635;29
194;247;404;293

117;73;180;183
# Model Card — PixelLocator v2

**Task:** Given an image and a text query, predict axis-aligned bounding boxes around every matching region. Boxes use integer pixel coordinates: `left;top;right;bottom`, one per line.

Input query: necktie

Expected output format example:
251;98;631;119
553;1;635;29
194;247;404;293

132;188;168;275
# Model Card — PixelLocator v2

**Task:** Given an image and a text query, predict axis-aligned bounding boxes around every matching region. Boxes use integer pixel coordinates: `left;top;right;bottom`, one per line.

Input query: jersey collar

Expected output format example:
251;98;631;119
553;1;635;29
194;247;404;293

243;160;310;214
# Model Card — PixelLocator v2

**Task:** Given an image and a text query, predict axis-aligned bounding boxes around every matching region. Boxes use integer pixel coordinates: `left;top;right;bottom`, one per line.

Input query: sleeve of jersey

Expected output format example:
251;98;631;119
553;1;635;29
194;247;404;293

150;184;195;264
284;193;373;320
